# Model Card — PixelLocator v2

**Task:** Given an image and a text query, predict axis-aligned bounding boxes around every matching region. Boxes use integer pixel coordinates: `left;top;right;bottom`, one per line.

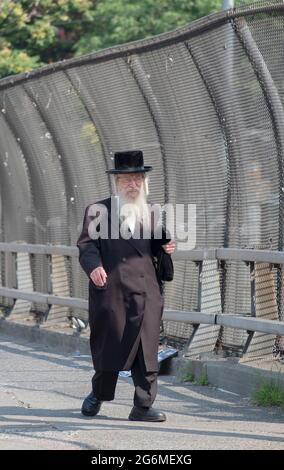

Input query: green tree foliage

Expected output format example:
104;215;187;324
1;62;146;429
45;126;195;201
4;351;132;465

74;0;223;54
0;0;222;79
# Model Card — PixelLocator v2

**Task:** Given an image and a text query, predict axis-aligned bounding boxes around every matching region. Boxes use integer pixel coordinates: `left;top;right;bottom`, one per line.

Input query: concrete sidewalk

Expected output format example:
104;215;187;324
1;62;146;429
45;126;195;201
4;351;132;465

0;332;283;450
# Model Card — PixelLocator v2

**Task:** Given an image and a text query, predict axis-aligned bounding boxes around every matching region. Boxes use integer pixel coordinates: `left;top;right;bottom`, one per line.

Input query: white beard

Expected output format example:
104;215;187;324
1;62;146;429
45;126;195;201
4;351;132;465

115;182;151;237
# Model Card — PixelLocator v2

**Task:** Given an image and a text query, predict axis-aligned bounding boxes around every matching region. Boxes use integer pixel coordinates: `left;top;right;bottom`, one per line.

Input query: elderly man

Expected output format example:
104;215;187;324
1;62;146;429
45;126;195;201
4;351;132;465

77;150;175;422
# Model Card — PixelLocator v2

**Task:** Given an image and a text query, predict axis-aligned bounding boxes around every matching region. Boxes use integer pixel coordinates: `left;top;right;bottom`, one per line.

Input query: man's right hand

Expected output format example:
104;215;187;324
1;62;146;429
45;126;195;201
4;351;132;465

90;266;108;287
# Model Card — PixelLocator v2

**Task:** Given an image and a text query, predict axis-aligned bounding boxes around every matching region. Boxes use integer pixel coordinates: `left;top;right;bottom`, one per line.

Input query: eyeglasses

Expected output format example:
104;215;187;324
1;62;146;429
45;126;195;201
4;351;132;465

117;174;145;183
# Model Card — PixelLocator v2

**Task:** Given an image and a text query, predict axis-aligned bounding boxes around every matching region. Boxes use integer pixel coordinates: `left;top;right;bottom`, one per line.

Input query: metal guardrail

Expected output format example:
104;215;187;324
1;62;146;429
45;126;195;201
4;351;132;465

1;242;284;263
0;243;283;336
0;286;283;335
0;242;78;256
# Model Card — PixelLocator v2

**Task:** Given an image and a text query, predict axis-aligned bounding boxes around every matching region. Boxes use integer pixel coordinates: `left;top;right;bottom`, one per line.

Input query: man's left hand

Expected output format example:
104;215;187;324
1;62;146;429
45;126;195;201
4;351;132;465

162;240;176;254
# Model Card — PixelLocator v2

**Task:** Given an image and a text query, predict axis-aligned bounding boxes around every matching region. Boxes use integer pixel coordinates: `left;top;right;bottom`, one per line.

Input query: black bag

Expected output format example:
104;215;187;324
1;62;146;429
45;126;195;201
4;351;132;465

155;248;174;282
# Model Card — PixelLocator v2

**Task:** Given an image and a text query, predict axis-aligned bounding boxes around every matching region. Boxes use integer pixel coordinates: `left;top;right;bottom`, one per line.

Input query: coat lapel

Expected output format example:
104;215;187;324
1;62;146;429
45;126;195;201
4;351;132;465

105;197;144;257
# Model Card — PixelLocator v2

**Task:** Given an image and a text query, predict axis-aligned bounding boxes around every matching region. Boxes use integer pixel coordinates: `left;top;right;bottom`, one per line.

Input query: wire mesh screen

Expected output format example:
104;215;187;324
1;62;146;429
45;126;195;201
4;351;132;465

0;1;283;354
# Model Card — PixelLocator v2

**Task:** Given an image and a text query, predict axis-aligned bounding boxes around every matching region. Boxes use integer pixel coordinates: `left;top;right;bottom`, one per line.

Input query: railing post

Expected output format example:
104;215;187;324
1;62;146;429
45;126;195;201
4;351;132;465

4;251;17;312
8;248;34;321
243;261;256;354
184;260;203;355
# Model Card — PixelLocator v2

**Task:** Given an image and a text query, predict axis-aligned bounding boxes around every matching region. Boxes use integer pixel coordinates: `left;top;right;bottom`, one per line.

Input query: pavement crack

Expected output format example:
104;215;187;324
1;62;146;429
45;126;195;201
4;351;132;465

0;386;31;409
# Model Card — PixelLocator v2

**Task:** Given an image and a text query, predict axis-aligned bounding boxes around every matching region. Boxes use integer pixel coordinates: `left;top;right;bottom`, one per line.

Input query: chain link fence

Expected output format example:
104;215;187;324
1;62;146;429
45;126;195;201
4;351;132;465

0;0;283;358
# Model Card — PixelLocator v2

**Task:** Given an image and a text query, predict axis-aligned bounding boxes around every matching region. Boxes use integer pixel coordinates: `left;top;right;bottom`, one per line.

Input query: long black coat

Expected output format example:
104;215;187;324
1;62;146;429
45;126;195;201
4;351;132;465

77;197;170;372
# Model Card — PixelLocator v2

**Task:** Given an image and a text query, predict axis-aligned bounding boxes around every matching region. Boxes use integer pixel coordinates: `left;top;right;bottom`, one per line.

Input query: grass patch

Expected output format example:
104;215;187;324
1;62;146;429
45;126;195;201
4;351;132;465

181;363;210;386
197;371;209;386
252;380;284;408
183;372;195;382
180;362;195;382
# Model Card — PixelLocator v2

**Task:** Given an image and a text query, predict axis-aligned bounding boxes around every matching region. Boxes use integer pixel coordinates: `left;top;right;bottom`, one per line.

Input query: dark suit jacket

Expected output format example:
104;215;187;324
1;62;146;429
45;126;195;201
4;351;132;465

77;197;171;372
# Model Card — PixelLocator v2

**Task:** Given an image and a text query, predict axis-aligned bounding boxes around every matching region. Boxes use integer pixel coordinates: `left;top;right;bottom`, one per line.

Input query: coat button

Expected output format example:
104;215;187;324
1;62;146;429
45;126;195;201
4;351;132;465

122;257;126;262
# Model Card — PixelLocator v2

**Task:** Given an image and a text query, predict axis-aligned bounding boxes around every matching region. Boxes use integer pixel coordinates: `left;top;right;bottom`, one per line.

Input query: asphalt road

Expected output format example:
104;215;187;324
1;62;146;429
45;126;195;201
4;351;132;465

0;332;283;450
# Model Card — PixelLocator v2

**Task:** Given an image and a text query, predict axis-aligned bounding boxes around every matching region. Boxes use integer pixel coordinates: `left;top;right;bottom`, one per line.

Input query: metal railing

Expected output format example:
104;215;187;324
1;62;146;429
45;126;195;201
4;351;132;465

0;243;283;344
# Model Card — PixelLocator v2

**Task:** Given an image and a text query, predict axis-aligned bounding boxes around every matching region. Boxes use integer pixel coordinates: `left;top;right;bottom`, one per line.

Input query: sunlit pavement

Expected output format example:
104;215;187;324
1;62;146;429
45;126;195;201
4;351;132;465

0;333;283;450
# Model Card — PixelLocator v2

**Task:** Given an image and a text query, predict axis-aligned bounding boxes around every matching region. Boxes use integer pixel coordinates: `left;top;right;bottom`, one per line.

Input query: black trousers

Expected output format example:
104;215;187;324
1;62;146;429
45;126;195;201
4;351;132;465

91;341;158;408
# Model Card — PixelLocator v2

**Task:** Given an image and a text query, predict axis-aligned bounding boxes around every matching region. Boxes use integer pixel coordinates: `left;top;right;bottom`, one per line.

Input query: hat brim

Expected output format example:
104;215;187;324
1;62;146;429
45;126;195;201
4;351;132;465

106;166;152;174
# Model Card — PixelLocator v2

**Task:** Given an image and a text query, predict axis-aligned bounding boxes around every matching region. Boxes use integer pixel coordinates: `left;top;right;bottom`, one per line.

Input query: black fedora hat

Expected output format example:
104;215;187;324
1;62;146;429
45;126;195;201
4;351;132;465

106;150;152;174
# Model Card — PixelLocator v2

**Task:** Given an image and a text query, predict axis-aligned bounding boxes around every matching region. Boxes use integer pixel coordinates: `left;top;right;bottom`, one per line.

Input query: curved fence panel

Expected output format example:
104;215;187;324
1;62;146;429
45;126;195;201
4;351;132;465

0;1;283;357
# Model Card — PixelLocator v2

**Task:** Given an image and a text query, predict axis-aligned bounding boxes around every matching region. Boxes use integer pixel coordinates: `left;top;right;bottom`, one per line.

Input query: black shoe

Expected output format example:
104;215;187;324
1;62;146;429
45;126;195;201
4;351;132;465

81;391;102;416
128;406;166;422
